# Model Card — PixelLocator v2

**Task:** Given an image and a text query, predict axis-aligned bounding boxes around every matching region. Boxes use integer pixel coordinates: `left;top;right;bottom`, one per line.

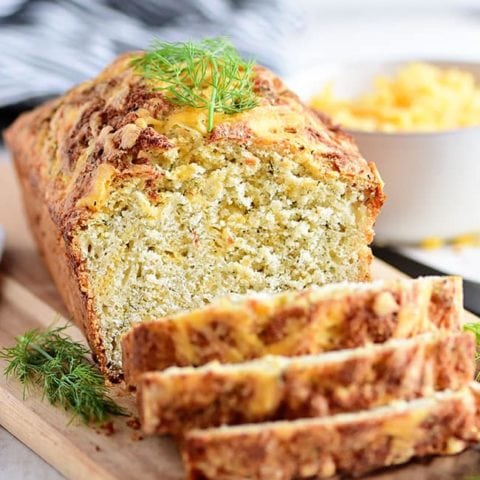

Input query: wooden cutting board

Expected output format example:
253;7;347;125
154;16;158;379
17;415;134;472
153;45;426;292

1;160;480;480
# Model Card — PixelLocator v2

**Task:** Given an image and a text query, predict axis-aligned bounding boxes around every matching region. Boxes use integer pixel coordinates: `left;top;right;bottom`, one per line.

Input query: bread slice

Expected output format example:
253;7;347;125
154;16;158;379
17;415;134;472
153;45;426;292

4;51;384;381
182;384;480;480
122;276;463;385
137;331;474;435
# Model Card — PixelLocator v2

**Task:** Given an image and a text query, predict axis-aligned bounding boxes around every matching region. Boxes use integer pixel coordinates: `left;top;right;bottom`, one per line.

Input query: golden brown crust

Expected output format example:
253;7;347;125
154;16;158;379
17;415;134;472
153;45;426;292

4;52;384;379
182;386;480;480
122;276;463;386
4;99;111;376
137;332;475;435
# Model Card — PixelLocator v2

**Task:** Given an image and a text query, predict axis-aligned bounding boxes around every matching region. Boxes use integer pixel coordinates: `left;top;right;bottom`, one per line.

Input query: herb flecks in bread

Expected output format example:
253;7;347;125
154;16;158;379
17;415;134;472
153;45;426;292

5;39;384;380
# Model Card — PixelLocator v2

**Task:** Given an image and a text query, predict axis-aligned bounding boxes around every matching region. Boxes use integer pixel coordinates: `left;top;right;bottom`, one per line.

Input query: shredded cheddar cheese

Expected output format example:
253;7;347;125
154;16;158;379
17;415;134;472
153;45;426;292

311;63;480;132
420;236;445;250
420;233;480;250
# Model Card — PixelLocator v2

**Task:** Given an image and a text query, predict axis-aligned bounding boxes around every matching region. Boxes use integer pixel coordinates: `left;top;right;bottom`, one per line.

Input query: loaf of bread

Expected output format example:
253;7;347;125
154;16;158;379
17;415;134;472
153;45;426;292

137;331;475;435
182;385;480;480
5;52;384;380
122;276;463;385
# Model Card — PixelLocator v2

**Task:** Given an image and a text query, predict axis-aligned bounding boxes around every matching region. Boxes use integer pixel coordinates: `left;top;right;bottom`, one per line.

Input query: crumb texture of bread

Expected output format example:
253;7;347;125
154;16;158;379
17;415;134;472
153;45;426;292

182;386;480;480
122;276;463;385
137;331;475;434
4;53;384;379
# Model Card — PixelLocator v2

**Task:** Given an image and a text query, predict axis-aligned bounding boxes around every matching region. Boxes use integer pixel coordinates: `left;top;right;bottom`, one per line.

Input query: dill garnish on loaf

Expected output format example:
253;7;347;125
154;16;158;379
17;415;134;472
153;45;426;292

131;37;257;131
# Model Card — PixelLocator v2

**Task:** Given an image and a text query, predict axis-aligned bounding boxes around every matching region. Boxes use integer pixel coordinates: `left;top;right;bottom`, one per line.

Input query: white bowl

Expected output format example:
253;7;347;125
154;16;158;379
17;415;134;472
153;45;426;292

286;61;480;244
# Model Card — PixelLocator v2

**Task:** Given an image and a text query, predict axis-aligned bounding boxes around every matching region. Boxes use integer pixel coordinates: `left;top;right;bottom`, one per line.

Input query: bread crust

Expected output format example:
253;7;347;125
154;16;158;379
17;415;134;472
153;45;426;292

122;276;463;386
137;332;475;435
4;53;385;380
182;386;480;480
4;100;108;374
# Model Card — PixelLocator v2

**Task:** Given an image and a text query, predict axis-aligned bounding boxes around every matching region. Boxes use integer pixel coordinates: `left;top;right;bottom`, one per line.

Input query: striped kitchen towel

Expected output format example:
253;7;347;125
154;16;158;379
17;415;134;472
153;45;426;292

0;0;302;107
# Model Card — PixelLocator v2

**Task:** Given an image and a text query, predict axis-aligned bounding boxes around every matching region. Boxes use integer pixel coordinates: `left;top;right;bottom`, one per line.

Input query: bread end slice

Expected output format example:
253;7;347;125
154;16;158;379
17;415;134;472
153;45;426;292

183;385;480;480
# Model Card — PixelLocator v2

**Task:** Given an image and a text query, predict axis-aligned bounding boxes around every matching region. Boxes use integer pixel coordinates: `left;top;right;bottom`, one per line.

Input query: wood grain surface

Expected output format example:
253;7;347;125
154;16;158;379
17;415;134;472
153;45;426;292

0;160;479;480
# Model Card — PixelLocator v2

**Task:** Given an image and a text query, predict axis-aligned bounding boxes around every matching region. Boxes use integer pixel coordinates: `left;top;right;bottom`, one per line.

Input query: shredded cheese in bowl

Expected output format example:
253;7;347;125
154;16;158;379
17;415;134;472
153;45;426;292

311;63;480;133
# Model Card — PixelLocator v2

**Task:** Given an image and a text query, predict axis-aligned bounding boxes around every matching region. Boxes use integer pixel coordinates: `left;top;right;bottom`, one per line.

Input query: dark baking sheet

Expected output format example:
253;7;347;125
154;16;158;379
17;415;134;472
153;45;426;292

374;247;480;316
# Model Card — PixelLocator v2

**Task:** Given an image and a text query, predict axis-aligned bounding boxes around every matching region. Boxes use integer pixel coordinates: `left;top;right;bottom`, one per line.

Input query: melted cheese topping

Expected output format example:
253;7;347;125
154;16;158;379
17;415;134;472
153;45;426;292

76;163;115;210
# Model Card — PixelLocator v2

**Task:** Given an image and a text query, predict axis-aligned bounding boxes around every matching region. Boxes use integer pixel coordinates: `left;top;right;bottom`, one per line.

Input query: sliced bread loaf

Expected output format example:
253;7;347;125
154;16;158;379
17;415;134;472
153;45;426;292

5;48;384;381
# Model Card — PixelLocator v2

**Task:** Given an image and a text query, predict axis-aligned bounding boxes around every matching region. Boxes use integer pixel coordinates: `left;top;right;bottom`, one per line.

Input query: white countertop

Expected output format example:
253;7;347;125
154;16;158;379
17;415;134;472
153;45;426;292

2;2;480;478
0;427;63;479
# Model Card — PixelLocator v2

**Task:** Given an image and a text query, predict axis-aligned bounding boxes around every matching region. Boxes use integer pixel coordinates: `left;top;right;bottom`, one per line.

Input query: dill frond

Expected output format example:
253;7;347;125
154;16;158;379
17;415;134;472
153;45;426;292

131;37;258;131
464;322;480;380
464;322;480;345
0;325;126;423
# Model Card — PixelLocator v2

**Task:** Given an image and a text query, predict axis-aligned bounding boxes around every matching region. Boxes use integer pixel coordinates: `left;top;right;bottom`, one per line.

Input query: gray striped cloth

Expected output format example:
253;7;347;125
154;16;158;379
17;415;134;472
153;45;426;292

0;0;302;107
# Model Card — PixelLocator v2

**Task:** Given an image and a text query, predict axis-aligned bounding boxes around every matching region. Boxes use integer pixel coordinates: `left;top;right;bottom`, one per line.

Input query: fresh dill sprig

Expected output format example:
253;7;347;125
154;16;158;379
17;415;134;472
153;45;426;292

464;322;480;346
131;37;258;132
464;322;480;380
0;325;126;423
